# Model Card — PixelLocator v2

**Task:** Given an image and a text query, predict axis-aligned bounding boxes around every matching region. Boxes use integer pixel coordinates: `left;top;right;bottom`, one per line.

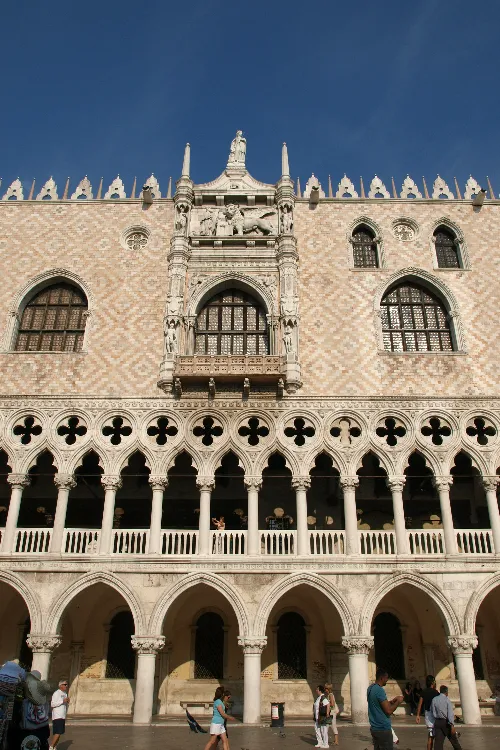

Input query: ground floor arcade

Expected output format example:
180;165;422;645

1;567;500;725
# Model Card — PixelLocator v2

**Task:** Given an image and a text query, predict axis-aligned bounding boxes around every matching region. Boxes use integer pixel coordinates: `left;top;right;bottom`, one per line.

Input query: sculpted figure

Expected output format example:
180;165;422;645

175;203;188;234
227;130;247;165
283;325;294;354
164;321;177;354
199;208;216;236
225;203;277;235
280;203;293;234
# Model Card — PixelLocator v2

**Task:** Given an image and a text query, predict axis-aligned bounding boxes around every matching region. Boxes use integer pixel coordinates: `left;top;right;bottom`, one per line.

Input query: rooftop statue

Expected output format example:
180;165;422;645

227;130;247;168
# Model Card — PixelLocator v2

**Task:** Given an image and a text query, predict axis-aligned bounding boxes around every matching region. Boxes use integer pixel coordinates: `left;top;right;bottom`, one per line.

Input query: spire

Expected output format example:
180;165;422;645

328;175;333;198
96;177;103;200
166;176;172;199
360;176;366;198
487;175;495;200
62;177;70;200
28;178;36;201
422;176;429;199
391;176;397;198
296;177;302;199
281;142;289;177
182;143;191;178
130;176;137;199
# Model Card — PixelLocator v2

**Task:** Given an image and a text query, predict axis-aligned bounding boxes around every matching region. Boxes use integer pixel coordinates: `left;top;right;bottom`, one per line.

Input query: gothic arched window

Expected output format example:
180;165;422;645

15;282;88;352
352;226;379;268
381;282;453;352
195;289;268;355
277;612;307;679
194;612;224;679
105;611;135;679
374;611;405;679
434;227;460;268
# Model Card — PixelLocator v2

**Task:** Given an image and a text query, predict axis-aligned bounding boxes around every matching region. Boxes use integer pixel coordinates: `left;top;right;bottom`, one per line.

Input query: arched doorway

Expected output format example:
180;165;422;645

277;612;307;679
373;612;405;679
472;585;500;694
0;582;32;669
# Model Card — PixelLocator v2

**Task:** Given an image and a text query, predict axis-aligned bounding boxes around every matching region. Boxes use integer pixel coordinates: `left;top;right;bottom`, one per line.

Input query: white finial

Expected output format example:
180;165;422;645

182;143;191;178
282;142;289;177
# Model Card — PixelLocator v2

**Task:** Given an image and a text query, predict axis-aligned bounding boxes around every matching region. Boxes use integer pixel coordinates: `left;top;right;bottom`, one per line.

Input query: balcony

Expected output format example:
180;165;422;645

172;355;285;382
3;527;496;558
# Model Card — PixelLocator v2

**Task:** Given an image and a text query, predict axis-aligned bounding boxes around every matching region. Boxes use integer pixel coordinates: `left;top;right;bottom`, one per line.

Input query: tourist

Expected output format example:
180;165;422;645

0;659;26;748
413;681;423;715
367;667;404;750
49;679;70;749
404;682;414;714
313;684;330;749
20;669;54;750
215;688;232;746
203;686;236;750
430;686;462;750
324;682;339;745
416;675;440;750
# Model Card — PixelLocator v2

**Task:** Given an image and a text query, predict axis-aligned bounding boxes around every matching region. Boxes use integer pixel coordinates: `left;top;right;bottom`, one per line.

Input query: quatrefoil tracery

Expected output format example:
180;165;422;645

330;417;362;446
193;417;223;447
102;416;132;446
376;417;407;447
466;417;497;446
147;417;178;446
13;416;42;445
284;417;316;447
420;416;451;446
238;417;269;446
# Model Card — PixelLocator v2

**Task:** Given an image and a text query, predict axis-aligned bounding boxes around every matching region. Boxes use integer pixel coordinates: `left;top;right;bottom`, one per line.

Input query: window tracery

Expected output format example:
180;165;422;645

15;282;88;352
380;282;453;352
352;226;379;268
195;289;268;355
434;227;460;268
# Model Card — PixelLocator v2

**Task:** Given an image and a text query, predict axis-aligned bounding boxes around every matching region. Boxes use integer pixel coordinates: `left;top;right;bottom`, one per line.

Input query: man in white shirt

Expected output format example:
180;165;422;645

313;684;331;749
430;686;462;750
49;680;70;750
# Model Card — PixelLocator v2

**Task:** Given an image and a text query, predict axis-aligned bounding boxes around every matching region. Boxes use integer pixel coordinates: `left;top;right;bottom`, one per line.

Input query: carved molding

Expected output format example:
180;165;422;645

448;635;478;655
54;473;77;490
101;475;123;491
7;473;31;488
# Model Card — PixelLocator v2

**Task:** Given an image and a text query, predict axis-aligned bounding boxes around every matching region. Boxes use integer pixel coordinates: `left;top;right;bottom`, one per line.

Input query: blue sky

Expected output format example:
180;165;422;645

2;1;499;196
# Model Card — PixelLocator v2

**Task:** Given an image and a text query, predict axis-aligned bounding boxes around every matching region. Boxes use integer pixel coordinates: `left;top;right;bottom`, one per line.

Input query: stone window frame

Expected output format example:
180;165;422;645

373;268;467;355
430;218;470;271
347;217;386;271
2;269;93;354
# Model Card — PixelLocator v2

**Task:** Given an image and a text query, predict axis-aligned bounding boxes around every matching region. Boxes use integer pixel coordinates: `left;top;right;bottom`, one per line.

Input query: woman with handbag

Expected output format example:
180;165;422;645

324;682;339;745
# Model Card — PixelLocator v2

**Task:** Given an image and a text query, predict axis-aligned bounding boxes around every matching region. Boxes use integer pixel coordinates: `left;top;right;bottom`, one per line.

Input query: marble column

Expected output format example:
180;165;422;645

2;474;30;553
342;636;373;724
340;476;360;555
132;636;165;725
68;641;84;715
196;478;214;556
27;634;62;680
433;477;457;554
238;637;267;724
292;477;310;555
482;477;500;553
99;475;122;555
51;474;77;553
386;476;408;554
148;476;168;555
448;636;481;725
244;477;262;556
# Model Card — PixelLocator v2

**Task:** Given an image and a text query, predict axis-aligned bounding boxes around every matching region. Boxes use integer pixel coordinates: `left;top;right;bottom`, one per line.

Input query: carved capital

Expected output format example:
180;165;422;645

27;634;62;653
149;476;169;491
131;635;165;655
433;476;453;492
7;473;30;489
386;475;406;492
101;475;123;491
482;477;500;492
244;476;263;492
238;636;267;655
448;635;478;655
196;477;215;492
342;636;374;655
340;476;359;490
54;473;77;491
292;476;311;491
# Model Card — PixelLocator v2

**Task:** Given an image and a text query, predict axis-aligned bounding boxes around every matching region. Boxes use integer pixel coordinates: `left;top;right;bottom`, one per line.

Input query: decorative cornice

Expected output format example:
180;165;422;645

27;634;62;653
448;635;478;655
342;636;374;655
54;473;77;490
238;636;267;654
131;635;165;655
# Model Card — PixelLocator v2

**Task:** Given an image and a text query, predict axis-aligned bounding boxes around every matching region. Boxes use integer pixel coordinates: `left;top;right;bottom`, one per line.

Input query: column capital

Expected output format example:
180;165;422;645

27;634;62;653
448;635;478;655
238;636;267;654
244;476;263;491
386;475;406;491
149;476;169;491
342;635;374;655
291;476;311;490
7;473;30;488
340;475;359;490
131;635;165;655
54;473;77;490
433;476;453;491
196;477;215;492
101;475;123;491
482;476;500;492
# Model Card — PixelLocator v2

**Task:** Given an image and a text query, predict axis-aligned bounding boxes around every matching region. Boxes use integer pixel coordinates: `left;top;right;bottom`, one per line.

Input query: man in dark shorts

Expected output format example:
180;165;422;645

49;680;69;749
367;668;404;750
416;675;440;750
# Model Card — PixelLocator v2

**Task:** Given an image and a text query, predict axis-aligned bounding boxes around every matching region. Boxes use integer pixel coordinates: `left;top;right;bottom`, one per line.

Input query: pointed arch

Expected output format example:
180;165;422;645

45;571;146;635
349;447;395;477
207;444;252;477
359;573;460;636
21;445;61;474
68;444;109;475
253;572;354;637
347;216;384;269
254;446;299;476
160;444;202;475
429;217;470;270
187;272;276;318
303;447;345;476
148;572;250;637
0;570;43;632
399;445;441;477
464;572;500;633
116;444;156;475
446;447;488;476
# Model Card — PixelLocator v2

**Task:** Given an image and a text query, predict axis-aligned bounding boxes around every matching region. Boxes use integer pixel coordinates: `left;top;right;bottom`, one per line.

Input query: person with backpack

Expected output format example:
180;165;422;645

313;685;331;749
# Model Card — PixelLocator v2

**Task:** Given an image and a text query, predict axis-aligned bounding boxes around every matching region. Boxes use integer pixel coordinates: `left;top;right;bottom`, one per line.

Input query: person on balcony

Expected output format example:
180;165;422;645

211;517;225;553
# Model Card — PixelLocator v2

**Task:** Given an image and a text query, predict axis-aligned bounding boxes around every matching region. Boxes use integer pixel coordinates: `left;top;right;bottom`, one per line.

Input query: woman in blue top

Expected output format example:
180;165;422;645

203;686;236;750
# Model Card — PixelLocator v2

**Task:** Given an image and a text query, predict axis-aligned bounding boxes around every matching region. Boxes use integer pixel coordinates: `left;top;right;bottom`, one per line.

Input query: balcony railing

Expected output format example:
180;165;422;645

3;527;497;557
173;355;285;382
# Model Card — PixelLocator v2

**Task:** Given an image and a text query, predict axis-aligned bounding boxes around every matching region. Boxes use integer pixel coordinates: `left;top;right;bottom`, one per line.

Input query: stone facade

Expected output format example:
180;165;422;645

0;137;499;726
